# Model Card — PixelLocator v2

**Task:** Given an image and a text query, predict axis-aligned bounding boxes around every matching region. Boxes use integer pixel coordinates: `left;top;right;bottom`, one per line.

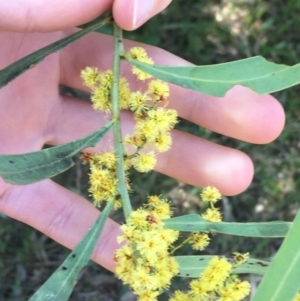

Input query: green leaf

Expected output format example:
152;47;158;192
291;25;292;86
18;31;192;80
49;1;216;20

0;13;112;89
252;209;300;301
29;200;113;301
0;119;114;184
163;214;291;237
175;255;270;278
126;56;300;97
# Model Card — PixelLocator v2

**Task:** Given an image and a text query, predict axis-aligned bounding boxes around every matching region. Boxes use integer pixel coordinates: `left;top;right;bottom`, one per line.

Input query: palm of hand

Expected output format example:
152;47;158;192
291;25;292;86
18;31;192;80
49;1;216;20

0;29;285;271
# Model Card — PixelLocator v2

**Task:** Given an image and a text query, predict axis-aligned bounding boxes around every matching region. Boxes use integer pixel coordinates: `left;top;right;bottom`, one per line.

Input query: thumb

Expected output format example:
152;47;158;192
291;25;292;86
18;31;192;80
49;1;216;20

113;0;172;30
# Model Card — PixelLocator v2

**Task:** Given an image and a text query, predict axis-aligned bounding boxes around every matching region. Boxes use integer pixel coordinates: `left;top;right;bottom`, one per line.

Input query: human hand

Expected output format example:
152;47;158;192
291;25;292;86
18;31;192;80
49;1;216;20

0;0;284;272
0;0;171;31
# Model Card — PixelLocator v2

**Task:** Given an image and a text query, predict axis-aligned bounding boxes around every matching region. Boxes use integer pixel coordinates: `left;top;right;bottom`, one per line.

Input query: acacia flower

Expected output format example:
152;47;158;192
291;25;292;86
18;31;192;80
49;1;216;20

91;152;116;169
218;279;251;301
177;256;250;301
86;152;129;209
148;108;178;132
118;77;131;109
189;233;210;251
133;152;157;172
146;196;173;218
129;91;149;115
80;66;100;88
202;207;222;222
136;290;160;301
132;266;161;291
127;47;154;80
88;166;118;204
147;79;170;102
127;209;150;229
189;278;209;298
148;195;161;205
128;47;149;60
88;70;130;113
169;290;192;301
155;132;172;152
199;257;233;291
91;70;114;112
156;256;179;285
200;186;222;203
91;85;112;112
135;119;158;141
115;200;180;300
159;229;180;244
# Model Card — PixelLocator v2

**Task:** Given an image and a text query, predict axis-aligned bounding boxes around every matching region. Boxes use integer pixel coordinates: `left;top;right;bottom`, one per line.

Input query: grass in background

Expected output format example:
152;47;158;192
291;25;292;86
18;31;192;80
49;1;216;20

1;0;300;299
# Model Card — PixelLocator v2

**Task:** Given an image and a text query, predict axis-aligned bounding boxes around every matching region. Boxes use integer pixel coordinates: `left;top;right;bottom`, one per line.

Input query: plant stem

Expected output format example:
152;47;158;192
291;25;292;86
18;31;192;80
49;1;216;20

112;22;132;220
170;235;192;254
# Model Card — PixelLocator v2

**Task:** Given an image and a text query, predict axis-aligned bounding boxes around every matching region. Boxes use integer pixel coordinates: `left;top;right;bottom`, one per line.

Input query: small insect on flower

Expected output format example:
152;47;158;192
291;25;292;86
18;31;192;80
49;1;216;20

233;252;249;265
80;152;93;164
145;214;161;226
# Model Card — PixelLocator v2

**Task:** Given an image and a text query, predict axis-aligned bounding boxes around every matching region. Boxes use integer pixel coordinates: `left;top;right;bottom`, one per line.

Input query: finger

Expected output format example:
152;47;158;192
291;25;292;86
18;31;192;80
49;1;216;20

0;179;121;272
49;96;253;195
0;0;171;32
0;0;112;32
173;84;285;144
113;0;172;30
60;32;285;144
156;130;254;195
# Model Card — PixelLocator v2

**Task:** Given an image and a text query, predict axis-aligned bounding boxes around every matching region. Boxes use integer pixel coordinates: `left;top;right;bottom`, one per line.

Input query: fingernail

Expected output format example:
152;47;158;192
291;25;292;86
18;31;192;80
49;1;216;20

133;0;154;28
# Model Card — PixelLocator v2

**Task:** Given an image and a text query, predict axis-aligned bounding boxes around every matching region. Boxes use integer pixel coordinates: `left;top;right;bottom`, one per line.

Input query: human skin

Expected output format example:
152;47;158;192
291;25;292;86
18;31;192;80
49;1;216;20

0;0;285;272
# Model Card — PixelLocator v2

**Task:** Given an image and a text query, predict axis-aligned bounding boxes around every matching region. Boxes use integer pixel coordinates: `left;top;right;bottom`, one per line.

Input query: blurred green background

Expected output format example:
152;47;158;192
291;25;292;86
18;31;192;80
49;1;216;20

1;0;300;300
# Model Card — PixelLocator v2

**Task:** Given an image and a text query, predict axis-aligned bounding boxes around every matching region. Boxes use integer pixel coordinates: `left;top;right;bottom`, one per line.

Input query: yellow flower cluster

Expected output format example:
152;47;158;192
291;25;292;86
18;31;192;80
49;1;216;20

132;151;157;173
81;48;177;176
201;186;222;203
201;186;223;222
124;79;177;172
81;68;130;113
82;51;252;300
185;186;223;251
169;187;250;300
125;48;177;172
115;196;180;301
170;256;251;301
83;152;128;209
189;232;210;251
127;46;154;80
190;257;233;295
